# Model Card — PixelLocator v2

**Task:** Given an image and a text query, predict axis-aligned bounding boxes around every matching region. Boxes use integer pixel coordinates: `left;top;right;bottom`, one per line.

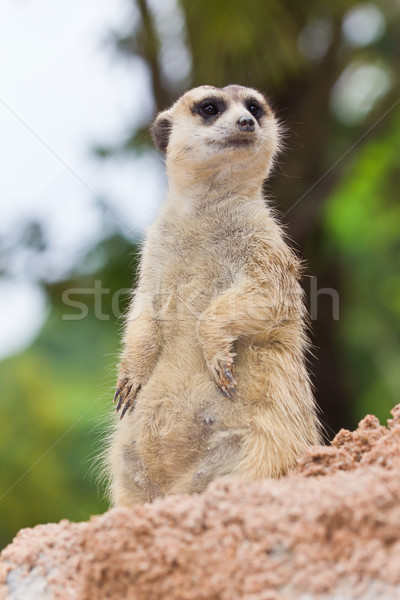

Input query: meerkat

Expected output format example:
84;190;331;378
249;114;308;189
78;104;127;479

106;84;321;505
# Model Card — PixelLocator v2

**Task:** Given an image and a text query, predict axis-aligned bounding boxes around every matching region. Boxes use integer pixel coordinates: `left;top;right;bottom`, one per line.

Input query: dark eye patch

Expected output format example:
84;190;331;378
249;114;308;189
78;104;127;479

192;97;227;122
245;98;264;120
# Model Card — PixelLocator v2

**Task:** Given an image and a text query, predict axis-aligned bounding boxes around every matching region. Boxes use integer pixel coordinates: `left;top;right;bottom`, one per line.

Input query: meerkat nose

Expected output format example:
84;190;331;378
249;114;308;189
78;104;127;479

237;116;255;132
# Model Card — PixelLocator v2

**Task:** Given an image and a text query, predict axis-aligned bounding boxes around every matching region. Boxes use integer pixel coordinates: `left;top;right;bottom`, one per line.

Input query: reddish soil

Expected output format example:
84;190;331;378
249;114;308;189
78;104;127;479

1;405;400;600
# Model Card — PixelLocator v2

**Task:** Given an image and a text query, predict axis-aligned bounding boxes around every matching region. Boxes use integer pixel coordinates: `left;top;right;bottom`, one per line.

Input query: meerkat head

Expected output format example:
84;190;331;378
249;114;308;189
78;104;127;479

151;84;281;190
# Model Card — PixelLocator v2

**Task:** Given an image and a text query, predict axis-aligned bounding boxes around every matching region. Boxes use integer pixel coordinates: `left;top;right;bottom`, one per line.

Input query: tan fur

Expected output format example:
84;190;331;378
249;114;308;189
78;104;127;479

106;84;321;505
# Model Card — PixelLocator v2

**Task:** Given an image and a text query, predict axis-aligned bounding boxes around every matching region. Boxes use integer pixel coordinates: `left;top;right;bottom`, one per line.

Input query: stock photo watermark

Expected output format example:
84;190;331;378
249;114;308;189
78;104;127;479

61;278;339;322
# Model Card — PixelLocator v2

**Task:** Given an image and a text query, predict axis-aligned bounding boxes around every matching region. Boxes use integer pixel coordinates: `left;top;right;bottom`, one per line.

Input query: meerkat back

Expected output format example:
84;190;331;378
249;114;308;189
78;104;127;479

106;84;321;506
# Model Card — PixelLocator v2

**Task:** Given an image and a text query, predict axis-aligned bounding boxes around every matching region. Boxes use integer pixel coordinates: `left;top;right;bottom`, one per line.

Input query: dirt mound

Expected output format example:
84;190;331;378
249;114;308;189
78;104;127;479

1;405;400;600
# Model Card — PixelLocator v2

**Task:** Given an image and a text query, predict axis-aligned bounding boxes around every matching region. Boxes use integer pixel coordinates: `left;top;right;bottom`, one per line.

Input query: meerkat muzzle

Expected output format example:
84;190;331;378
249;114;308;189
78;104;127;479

237;116;256;132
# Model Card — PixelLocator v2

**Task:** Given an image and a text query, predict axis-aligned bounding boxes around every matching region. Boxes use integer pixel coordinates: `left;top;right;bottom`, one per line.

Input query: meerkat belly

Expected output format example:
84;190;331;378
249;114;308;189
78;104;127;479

116;332;303;500
116;354;247;501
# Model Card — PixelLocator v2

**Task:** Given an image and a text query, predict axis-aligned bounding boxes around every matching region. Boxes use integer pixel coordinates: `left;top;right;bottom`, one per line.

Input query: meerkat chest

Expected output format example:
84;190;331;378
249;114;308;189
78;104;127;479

143;215;252;319
150;217;249;285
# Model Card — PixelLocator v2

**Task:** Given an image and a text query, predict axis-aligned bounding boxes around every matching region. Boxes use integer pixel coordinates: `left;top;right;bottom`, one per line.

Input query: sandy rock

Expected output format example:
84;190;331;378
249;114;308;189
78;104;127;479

1;405;400;600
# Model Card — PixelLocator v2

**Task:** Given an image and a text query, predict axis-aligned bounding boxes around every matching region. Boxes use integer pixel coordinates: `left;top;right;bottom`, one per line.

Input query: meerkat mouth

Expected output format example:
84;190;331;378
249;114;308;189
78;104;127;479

221;135;255;148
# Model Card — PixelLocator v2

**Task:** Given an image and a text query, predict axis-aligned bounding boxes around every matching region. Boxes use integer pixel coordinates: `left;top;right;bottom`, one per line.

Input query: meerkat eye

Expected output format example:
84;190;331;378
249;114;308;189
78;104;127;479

248;102;261;118
200;103;219;117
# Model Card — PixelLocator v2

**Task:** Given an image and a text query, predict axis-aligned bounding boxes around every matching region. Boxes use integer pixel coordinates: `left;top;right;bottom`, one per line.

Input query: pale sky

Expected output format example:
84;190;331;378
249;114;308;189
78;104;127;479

0;0;166;359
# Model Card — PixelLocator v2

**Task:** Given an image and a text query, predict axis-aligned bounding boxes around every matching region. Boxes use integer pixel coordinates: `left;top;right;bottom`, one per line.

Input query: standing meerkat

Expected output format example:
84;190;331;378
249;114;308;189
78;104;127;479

107;84;321;505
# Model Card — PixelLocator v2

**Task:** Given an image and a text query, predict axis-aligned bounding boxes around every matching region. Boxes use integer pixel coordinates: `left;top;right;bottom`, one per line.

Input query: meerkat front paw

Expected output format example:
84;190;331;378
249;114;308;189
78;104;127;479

113;374;141;419
208;354;237;400
197;320;237;399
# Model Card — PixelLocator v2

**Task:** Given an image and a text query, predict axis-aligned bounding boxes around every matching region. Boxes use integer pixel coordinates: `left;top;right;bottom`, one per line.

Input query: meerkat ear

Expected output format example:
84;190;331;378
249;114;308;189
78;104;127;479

151;111;173;153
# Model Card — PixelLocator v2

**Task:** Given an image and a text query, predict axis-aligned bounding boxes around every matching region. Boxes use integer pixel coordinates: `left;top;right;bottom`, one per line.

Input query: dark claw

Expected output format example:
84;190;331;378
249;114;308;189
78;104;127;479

113;377;128;403
218;382;237;400
214;362;237;400
116;384;132;413
120;396;133;420
116;392;124;413
224;367;236;386
116;384;141;419
219;386;234;399
113;386;123;404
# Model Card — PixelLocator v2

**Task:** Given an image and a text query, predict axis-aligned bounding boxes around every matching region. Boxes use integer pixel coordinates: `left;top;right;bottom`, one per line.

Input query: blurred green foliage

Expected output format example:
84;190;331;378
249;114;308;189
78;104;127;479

324;110;400;423
1;0;399;548
0;313;113;542
0;235;136;547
